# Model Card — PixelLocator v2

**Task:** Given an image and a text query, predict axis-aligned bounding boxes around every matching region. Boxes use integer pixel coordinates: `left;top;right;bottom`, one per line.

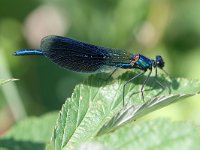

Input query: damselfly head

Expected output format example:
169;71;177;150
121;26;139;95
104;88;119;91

155;55;164;69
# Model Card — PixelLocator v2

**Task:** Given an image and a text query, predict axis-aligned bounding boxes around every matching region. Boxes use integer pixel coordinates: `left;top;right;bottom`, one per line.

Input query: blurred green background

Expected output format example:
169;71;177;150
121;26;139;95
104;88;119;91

0;0;200;134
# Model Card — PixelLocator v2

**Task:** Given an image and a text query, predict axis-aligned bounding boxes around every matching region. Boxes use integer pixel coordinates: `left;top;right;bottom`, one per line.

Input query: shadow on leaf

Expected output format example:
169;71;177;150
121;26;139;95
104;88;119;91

82;71;179;102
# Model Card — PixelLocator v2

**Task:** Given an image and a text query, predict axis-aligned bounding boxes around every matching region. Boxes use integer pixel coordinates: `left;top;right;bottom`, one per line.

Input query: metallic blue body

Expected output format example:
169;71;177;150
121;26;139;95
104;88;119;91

15;50;45;56
115;55;152;70
134;55;153;71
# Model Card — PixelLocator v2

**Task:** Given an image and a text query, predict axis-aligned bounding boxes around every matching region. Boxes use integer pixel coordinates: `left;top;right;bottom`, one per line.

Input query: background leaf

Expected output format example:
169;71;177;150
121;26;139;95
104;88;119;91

51;72;200;149
94;119;200;150
0;112;58;150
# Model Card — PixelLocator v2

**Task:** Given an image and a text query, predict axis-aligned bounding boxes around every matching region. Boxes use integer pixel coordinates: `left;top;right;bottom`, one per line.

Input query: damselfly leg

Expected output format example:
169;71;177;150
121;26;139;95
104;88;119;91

141;69;152;102
154;67;171;94
122;71;145;106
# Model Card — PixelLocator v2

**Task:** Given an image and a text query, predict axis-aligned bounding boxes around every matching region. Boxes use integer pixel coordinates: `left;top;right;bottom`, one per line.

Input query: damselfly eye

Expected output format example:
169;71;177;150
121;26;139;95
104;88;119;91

156;55;164;69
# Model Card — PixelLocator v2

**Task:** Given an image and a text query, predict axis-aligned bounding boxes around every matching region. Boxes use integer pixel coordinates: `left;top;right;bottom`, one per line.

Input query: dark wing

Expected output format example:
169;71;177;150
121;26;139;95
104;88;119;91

104;49;133;66
41;35;133;72
41;36;110;72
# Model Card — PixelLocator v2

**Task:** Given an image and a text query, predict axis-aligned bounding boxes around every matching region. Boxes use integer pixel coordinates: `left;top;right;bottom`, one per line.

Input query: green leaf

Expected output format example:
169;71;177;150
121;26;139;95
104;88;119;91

93;119;200;150
0;112;58;150
51;72;200;149
0;79;18;86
